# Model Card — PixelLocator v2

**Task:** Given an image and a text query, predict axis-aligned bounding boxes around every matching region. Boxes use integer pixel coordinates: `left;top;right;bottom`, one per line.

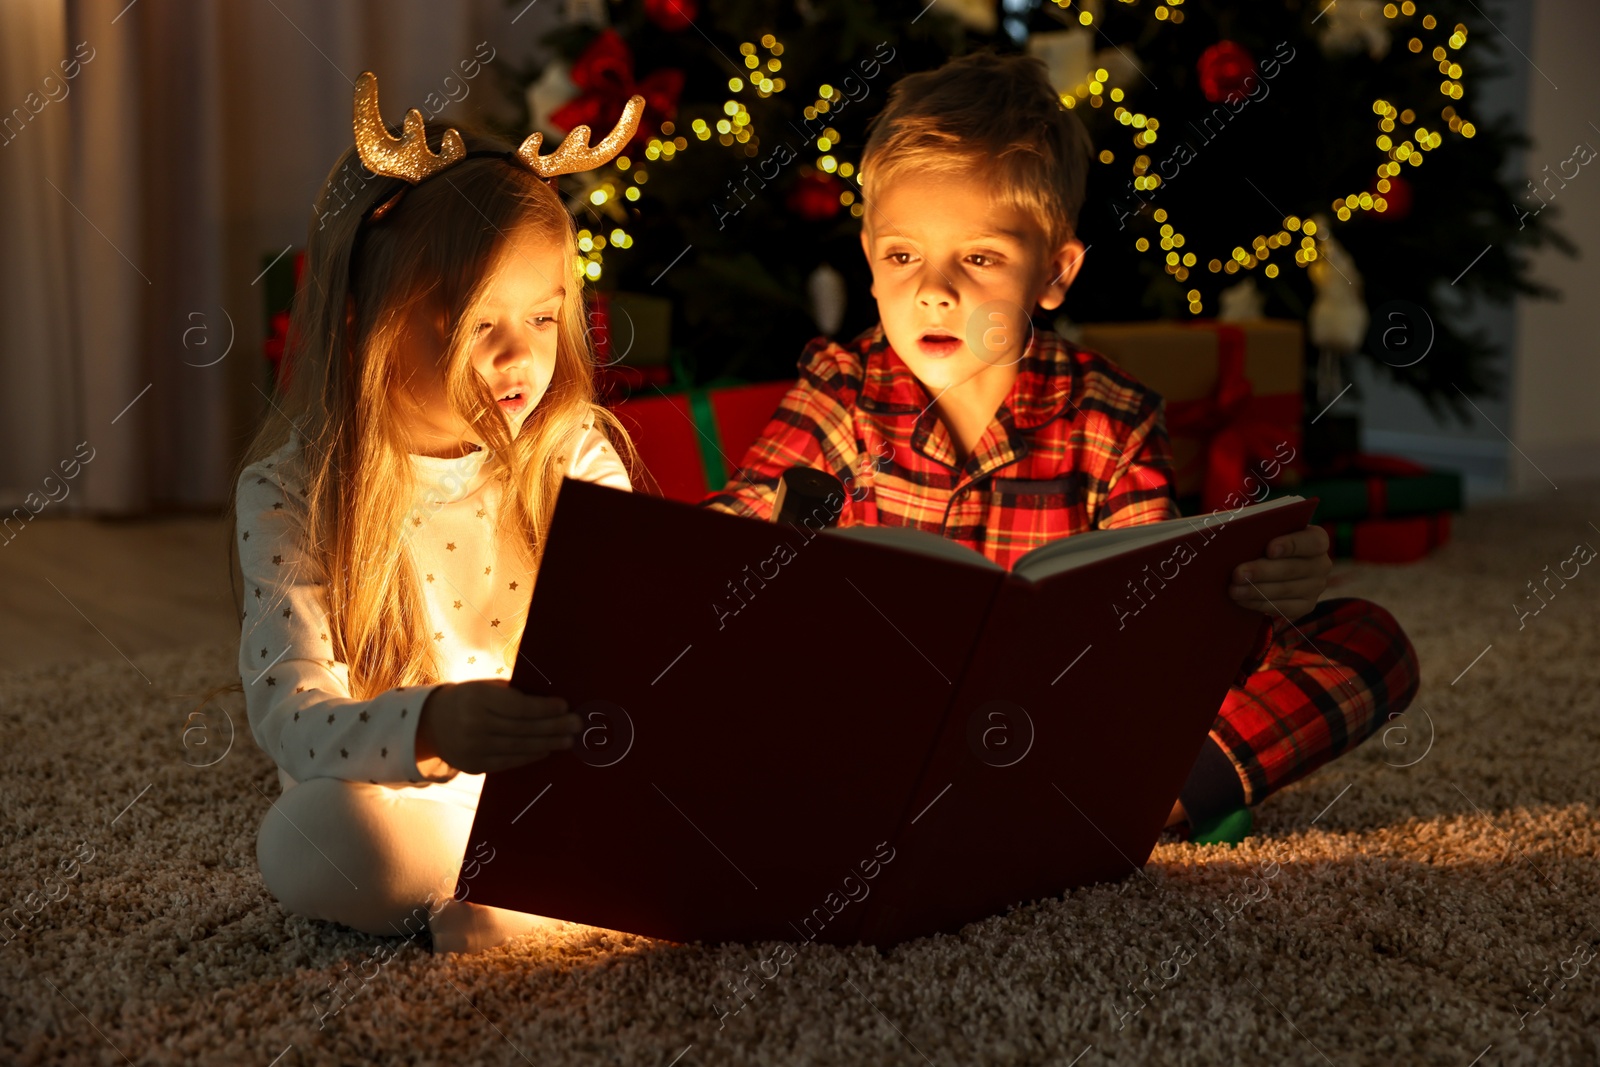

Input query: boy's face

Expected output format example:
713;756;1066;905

860;167;1085;398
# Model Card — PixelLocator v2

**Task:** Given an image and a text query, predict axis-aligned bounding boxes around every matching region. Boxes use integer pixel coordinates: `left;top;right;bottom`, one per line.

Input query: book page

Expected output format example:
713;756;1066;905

825;524;1005;571
1012;495;1306;581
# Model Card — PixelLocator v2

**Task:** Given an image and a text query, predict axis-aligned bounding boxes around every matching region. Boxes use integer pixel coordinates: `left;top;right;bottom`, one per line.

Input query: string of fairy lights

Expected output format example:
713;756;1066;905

571;32;864;282
566;2;1475;307
1053;0;1475;314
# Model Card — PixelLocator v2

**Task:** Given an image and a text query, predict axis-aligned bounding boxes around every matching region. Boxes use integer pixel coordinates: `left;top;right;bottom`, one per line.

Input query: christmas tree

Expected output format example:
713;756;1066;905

500;0;1570;420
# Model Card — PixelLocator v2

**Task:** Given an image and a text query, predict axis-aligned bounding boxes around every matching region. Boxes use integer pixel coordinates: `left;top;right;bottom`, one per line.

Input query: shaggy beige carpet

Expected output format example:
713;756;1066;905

3;485;1598;1067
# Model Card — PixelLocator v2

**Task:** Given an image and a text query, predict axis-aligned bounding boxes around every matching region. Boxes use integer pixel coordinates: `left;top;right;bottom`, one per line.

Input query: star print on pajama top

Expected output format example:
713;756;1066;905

235;422;631;792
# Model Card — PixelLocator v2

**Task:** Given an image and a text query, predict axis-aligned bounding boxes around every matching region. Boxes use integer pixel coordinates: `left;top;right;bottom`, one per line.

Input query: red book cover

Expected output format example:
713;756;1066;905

462;480;1318;947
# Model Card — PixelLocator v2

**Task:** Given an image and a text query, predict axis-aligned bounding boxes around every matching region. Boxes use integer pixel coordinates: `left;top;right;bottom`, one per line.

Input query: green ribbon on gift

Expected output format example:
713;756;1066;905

1328;521;1356;558
660;373;755;493
686;388;726;495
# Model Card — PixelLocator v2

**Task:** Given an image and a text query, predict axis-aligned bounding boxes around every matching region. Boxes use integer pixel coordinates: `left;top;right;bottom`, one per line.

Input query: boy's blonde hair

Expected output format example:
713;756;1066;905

234;127;632;700
860;51;1093;247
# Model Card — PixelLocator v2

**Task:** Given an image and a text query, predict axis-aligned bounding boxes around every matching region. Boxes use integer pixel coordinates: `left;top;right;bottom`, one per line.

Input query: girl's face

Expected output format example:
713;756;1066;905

391;225;568;458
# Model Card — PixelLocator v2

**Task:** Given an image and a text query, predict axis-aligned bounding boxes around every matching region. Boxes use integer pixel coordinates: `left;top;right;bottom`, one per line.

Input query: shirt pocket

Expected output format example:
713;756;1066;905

992;476;1080;499
988;474;1091;548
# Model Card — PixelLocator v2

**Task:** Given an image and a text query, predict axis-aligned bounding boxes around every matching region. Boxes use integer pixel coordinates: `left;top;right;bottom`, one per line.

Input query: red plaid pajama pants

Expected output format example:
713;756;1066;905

1180;596;1422;822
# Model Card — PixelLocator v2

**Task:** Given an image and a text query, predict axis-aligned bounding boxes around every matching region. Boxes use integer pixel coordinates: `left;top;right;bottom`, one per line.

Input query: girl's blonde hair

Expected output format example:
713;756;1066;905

233;127;633;700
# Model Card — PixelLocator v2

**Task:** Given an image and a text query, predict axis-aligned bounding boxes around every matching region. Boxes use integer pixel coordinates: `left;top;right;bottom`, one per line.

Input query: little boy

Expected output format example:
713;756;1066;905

704;51;1421;838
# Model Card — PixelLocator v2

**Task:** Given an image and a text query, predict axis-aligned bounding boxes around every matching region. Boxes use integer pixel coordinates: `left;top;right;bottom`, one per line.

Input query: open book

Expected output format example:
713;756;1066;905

463;479;1318;947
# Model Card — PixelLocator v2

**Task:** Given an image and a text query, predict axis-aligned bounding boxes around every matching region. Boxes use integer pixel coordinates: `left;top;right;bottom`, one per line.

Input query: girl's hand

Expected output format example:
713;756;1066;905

416;680;580;775
1227;525;1332;623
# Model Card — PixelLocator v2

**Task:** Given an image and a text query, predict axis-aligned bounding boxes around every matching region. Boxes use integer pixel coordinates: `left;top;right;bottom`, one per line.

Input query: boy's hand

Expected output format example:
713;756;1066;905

1228;525;1332;622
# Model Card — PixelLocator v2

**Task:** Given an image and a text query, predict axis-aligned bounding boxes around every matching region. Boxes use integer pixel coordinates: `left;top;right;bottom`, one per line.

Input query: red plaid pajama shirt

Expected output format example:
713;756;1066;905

704;325;1421;823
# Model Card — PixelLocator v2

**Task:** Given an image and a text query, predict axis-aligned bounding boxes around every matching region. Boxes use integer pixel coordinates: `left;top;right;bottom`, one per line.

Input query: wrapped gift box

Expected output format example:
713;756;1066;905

609;380;794;502
1266;453;1463;524
1321;513;1451;563
1077;320;1305;515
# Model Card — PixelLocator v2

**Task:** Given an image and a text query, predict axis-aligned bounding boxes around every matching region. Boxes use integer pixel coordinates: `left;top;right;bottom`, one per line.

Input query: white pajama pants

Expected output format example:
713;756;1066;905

255;770;544;953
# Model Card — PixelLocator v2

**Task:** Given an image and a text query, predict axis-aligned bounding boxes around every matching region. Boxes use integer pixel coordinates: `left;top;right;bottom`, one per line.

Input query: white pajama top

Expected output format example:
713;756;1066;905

236;425;629;794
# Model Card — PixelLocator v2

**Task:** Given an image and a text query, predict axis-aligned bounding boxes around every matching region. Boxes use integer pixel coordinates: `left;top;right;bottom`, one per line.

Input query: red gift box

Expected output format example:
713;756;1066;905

1321;512;1451;563
610;380;794;502
1304;453;1456;563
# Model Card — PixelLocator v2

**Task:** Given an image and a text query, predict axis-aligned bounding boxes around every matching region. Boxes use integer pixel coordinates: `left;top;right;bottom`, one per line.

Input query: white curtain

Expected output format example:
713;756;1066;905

0;0;555;514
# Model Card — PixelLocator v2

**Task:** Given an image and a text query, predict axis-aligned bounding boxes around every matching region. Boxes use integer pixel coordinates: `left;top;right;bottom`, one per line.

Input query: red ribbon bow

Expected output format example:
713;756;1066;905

1164;322;1302;512
550;30;683;148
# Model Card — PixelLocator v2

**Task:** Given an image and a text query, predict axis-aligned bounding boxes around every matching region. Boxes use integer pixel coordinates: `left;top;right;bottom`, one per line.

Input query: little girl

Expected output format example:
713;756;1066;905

238;75;642;954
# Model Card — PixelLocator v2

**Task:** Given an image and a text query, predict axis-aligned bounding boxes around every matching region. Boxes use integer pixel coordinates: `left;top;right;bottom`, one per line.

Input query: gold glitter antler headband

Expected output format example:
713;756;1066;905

353;71;466;183
513;95;646;178
352;70;645;208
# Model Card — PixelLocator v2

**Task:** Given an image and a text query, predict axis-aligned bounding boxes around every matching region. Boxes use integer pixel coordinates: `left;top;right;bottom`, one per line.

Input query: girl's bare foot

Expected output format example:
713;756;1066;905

428;898;553;954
